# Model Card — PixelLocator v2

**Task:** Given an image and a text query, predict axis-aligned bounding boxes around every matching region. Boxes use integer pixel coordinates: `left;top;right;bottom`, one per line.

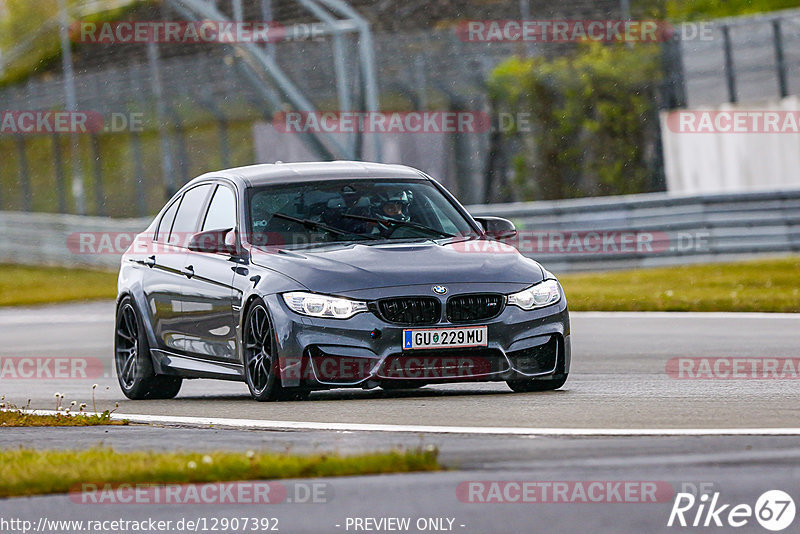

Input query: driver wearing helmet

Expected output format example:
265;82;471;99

377;190;411;223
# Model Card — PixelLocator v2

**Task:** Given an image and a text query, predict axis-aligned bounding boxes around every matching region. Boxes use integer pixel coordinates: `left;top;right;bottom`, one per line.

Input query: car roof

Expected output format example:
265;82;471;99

192;161;429;188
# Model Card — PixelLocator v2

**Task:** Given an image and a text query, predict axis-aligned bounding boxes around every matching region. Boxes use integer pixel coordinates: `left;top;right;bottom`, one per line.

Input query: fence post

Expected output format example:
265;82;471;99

128;61;150;216
261;0;276;58
129;130;148;216
721;25;737;103
772;19;788;99
14;135;32;211
146;40;177;199
414;55;429;110
58;0;86;214
90;134;106;216
661;38;686;109
518;0;535;56
483;96;508;204
51;134;68;213
167;108;190;187
201;91;231;168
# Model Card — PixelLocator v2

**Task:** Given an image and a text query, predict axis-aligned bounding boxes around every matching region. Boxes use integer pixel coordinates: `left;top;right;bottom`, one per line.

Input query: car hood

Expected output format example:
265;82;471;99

249;238;545;293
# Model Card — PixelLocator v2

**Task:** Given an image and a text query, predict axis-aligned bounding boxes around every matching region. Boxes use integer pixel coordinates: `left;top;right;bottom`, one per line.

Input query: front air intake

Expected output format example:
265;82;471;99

447;294;504;323
376;297;441;325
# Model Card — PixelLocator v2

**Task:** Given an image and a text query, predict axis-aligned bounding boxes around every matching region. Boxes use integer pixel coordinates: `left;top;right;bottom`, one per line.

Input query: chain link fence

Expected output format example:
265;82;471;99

678;8;800;106
0;26;528;216
2;7;798;217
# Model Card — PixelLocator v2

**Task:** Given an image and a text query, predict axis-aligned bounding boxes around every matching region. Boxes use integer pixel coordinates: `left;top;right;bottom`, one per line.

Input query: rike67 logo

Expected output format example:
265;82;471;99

668;490;795;531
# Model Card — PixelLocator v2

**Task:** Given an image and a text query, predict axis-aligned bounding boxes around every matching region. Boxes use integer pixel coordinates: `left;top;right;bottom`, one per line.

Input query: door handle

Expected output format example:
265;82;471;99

231;266;249;276
131;255;156;267
181;265;195;278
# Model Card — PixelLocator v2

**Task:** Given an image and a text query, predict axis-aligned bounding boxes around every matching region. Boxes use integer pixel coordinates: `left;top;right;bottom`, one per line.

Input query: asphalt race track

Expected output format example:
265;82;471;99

1;301;800;533
2;428;800;534
1;301;798;428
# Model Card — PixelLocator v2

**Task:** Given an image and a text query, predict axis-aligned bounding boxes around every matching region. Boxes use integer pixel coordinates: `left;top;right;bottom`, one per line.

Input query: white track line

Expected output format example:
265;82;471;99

13;409;800;436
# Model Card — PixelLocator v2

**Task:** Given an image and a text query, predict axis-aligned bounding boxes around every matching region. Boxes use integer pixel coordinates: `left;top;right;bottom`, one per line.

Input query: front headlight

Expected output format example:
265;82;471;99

282;292;368;319
507;280;561;310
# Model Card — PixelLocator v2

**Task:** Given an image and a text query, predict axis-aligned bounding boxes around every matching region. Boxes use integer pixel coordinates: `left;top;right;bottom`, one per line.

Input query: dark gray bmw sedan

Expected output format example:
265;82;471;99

116;161;570;401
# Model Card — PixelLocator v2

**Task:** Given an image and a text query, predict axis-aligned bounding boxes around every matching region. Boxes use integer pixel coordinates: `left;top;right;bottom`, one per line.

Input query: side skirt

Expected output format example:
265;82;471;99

151;349;245;382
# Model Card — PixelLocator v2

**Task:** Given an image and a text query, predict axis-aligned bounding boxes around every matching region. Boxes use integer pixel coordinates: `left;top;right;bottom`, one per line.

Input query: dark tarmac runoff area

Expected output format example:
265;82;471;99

1;302;799;533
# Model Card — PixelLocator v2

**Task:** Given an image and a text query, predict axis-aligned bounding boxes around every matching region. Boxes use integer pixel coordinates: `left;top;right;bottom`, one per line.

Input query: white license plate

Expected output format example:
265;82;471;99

402;326;488;350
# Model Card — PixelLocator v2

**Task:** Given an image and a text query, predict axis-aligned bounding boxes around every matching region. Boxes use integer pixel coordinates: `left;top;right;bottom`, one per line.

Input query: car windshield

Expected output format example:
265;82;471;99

247;179;477;248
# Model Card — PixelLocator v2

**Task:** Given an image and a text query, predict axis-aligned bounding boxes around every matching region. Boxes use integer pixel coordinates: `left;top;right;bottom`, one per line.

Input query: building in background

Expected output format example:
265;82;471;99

660;10;800;194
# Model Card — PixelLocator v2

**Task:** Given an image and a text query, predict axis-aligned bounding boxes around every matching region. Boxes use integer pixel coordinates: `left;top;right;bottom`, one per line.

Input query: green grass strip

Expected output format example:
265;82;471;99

0;263;117;306
0;447;440;498
561;255;800;312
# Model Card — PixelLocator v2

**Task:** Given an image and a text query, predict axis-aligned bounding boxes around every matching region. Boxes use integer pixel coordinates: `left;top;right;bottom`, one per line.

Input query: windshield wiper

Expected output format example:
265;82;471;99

270;213;379;240
340;214;454;238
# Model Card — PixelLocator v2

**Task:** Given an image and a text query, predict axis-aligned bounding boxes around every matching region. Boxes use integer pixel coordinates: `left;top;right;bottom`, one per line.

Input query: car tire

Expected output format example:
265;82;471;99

243;299;291;402
115;296;182;400
506;374;568;393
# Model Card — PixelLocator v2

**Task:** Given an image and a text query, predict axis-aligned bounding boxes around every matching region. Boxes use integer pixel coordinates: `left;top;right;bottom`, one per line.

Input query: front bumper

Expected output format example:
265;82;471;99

265;287;570;389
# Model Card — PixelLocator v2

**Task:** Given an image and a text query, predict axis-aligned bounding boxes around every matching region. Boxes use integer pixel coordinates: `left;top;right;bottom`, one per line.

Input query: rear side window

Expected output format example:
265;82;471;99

170;184;213;246
202;185;237;232
155;198;180;244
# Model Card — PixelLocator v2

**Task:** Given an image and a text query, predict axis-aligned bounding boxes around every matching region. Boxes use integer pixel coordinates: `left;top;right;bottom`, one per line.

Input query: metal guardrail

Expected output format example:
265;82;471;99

1;190;799;272
0;211;149;270
469;189;800;272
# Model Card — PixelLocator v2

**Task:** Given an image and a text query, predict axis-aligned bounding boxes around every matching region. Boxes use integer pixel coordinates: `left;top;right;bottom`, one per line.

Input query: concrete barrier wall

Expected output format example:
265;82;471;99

2;188;799;273
660;97;800;194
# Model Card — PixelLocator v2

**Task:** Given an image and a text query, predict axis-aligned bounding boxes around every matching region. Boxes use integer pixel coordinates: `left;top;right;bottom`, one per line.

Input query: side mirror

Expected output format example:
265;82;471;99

188;228;238;255
474;217;517;240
